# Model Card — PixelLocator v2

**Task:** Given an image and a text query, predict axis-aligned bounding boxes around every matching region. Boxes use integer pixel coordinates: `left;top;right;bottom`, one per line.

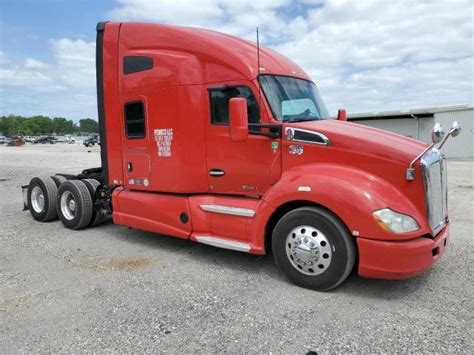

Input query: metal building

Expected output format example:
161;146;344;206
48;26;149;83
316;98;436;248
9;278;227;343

348;105;474;158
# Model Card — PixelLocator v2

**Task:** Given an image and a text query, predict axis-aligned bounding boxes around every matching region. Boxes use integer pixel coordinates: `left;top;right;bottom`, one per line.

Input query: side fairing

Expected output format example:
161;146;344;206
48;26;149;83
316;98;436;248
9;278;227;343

99;22;123;186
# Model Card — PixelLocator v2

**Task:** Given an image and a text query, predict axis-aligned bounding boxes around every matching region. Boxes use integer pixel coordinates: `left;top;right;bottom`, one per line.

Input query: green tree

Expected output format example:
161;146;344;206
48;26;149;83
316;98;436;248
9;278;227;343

53;117;68;134
0;115;22;136
79;118;99;133
28;116;55;135
0;114;79;136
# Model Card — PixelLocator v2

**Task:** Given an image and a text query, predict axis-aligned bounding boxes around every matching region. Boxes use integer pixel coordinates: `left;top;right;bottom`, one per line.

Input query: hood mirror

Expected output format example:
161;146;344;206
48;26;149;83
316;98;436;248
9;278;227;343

437;120;462;149
337;109;347;121
408;121;461;181
451;120;461;137
431;123;445;144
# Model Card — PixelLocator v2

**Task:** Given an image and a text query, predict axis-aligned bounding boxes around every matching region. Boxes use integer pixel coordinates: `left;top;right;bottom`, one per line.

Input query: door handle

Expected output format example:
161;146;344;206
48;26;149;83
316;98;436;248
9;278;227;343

209;169;225;177
127;162;133;172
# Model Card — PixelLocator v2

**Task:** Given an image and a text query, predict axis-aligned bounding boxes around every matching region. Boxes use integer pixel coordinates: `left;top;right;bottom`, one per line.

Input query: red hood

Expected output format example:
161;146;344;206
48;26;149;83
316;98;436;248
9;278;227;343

289;119;427;165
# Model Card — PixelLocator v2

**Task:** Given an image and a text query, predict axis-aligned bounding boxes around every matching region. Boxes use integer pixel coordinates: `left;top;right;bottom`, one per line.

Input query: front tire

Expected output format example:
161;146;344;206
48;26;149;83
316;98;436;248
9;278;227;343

57;180;93;230
272;207;356;291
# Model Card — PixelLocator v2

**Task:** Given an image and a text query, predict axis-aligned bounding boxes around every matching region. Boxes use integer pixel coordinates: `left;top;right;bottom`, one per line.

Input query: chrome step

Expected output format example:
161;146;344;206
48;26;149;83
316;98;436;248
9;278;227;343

194;235;251;253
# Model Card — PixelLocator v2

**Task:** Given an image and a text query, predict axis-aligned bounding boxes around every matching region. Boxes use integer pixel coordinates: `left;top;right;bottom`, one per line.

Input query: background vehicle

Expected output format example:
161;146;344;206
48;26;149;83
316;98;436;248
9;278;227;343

22;22;460;291
83;136;99;147
56;135;76;144
33;136;57;144
7;137;25;146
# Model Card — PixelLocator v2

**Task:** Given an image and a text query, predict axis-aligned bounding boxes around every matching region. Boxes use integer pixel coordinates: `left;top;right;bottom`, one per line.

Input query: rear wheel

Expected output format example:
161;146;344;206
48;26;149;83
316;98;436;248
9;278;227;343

272;207;356;291
82;178;104;226
27;176;58;222
51;175;67;187
57;180;93;230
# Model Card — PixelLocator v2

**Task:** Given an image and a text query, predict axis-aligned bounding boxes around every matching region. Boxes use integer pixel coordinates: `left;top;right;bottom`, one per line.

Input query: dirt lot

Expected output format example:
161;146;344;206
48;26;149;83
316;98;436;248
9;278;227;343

1;144;473;353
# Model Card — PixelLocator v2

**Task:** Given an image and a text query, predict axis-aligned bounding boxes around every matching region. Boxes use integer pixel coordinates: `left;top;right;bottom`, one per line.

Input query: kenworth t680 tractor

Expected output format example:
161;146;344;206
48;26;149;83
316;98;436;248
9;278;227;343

22;22;461;291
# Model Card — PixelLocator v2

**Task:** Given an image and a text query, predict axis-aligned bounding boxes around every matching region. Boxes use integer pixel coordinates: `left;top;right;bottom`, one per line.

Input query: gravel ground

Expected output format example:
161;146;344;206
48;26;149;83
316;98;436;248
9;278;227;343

1;144;473;353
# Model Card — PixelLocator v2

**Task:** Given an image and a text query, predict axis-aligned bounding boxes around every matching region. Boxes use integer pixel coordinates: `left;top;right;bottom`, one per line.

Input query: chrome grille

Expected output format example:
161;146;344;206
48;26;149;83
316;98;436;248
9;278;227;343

421;149;447;235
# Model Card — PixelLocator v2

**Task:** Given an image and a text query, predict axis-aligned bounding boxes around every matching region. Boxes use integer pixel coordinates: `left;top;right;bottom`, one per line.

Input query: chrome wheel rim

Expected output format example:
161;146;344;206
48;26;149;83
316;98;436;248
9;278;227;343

31;186;45;213
285;225;332;275
60;191;76;221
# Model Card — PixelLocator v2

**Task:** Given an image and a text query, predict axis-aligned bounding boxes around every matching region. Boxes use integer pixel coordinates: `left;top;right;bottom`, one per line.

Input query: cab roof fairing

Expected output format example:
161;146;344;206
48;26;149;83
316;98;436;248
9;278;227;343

116;22;312;84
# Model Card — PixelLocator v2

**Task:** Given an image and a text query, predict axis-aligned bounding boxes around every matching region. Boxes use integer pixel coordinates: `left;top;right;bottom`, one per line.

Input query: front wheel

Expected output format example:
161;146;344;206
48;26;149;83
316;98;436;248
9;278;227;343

272;207;356;291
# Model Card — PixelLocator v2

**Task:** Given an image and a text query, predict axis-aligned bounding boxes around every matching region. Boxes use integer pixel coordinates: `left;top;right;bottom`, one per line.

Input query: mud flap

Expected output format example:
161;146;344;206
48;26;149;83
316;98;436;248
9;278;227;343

22;184;29;211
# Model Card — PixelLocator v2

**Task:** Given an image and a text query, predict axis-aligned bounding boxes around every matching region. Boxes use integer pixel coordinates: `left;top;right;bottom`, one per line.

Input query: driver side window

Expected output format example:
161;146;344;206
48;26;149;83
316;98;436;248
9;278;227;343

209;86;260;125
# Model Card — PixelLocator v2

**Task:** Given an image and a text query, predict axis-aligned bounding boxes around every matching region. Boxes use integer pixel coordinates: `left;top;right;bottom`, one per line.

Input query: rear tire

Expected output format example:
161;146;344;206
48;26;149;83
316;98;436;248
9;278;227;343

82;178;104;226
51;175;67;187
27;176;58;222
57;180;93;230
272;207;356;291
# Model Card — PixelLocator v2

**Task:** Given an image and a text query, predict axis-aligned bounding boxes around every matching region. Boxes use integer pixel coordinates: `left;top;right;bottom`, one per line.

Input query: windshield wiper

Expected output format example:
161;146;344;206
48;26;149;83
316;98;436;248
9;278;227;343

284;116;319;123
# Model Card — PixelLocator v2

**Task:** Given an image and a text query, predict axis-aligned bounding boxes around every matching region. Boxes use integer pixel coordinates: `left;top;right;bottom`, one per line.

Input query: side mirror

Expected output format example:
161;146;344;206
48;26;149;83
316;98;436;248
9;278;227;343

451;120;461;137
337;108;347;121
229;97;248;142
431;123;445;144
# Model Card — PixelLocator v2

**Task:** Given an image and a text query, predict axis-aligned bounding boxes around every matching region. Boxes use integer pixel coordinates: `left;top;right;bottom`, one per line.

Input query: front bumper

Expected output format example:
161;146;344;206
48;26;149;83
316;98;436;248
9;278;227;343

357;224;449;279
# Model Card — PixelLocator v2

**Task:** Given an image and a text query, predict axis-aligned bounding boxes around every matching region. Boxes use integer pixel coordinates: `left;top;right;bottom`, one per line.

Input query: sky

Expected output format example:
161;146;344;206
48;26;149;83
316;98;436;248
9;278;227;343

0;0;473;121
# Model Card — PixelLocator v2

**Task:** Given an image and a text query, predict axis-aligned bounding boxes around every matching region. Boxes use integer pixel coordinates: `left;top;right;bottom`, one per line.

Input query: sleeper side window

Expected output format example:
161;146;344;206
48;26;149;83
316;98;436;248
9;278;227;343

209;86;260;125
124;101;146;139
123;56;153;75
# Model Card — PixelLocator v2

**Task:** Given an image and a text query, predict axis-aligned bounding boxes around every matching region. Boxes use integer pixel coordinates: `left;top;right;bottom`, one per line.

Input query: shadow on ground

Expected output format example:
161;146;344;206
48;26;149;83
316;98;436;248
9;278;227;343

99;222;430;299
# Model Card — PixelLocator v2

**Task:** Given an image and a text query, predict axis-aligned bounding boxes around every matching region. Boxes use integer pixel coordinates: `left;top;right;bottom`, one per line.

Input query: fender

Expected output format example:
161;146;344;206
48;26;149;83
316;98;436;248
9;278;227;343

248;163;431;253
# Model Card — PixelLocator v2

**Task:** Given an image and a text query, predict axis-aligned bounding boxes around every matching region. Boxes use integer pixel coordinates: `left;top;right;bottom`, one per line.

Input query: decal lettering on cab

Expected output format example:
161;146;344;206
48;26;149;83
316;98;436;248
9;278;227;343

154;128;173;157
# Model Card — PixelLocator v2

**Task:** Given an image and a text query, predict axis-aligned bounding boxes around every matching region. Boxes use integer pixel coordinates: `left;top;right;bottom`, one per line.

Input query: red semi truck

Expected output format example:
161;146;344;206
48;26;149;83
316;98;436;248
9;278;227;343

23;22;461;291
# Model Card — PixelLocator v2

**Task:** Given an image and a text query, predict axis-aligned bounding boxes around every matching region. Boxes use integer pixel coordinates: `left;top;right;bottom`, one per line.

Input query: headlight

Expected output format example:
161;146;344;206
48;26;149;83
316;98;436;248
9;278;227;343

372;208;419;234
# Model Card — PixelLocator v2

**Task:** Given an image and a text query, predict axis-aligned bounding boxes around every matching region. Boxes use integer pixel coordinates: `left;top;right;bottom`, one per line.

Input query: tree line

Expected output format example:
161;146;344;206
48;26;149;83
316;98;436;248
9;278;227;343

0;115;99;136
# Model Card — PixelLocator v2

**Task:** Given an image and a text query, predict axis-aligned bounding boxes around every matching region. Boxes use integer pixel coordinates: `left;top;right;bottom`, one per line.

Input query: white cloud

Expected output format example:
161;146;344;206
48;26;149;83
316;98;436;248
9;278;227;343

0;39;96;120
109;0;290;40
23;58;49;70
1;0;472;120
109;0;225;27
51;38;96;87
0;51;9;64
108;0;474;113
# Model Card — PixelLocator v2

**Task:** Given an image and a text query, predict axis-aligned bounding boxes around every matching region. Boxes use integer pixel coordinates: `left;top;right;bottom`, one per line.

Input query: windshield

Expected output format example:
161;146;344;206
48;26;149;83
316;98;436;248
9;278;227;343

259;75;330;122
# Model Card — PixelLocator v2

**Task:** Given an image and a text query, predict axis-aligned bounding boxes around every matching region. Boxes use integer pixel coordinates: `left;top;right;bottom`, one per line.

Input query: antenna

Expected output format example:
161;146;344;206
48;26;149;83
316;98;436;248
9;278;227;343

256;26;261;76
256;27;263;123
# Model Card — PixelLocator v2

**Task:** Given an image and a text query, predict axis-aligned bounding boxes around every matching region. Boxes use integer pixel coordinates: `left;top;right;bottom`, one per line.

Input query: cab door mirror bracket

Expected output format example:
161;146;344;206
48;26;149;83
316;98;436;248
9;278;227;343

248;124;282;138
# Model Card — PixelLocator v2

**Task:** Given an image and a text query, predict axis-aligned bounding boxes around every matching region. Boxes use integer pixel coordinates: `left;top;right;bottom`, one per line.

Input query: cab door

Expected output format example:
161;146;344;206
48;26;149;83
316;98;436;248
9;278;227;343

121;96;151;190
206;83;278;196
